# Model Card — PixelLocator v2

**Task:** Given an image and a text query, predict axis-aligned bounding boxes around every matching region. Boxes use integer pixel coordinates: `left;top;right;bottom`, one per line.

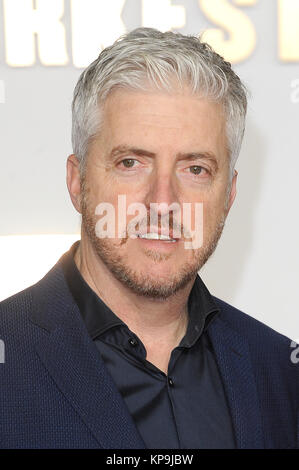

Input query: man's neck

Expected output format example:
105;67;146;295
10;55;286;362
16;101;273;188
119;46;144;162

74;238;195;372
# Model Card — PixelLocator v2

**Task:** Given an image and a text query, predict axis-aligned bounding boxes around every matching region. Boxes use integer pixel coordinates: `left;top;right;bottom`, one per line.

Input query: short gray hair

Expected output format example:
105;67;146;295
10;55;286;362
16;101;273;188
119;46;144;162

72;27;248;178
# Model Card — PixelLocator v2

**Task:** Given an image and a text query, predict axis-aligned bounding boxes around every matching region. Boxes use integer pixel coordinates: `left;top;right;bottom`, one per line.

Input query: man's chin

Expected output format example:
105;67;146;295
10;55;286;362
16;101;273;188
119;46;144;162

116;277;193;300
104;262;198;300
81;211;223;298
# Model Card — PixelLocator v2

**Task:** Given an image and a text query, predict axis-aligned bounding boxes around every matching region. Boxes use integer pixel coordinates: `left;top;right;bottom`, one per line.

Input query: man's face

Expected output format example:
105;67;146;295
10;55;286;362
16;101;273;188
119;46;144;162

71;88;237;299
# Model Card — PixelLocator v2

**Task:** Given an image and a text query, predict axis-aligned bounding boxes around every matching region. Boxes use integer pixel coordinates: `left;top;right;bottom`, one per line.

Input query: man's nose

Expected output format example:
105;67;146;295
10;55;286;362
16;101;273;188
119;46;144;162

144;169;179;212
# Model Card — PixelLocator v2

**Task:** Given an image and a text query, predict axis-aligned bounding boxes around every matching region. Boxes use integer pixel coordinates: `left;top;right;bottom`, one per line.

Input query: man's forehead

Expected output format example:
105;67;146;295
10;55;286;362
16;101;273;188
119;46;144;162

102;90;225;133
102;86;223;118
90;89;229;165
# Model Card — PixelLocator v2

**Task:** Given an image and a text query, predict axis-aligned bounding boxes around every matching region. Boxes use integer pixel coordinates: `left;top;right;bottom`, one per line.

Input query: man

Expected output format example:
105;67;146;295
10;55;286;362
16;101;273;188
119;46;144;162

0;28;298;449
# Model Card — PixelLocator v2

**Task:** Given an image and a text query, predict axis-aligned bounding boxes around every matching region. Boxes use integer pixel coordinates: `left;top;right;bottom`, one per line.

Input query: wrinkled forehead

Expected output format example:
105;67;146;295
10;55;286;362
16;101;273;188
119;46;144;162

101;86;226;139
96;88;228;158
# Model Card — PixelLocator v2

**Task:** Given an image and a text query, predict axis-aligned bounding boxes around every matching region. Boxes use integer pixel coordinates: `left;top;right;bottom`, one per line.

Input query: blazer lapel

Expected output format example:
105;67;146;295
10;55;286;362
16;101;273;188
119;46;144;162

208;315;264;449
31;261;146;449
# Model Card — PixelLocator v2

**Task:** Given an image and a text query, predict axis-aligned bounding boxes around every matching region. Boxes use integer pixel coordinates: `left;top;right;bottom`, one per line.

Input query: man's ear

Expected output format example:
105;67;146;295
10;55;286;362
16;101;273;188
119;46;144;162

226;169;238;216
66;154;82;214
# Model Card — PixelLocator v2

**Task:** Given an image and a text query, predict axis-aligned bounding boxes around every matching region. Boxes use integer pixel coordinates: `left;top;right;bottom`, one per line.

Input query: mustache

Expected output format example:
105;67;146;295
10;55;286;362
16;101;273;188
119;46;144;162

125;211;192;239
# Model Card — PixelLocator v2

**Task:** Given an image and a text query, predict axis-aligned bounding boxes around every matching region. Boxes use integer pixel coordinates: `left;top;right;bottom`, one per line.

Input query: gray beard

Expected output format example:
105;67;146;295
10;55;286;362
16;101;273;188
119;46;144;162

80;183;226;300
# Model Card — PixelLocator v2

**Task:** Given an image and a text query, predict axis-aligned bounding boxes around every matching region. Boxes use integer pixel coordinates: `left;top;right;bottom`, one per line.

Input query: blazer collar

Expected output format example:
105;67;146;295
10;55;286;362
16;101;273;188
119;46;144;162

30;256;146;449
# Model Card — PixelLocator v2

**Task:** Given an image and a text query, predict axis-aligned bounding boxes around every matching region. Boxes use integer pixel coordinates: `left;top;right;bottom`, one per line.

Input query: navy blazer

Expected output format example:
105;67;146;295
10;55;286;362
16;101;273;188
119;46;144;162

0;252;298;449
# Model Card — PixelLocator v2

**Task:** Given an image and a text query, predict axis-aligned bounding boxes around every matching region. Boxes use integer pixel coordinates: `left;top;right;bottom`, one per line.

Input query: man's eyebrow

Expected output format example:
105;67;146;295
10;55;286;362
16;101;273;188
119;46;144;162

109;145;156;159
177;152;219;171
108;145;219;170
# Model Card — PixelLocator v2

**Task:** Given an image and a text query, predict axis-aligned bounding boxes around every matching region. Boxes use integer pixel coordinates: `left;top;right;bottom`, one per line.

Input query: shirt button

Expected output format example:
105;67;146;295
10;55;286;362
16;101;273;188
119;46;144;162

128;337;138;347
168;377;174;387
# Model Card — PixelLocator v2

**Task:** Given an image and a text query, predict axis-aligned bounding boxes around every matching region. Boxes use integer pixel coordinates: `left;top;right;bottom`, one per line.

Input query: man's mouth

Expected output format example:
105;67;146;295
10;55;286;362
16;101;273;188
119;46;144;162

137;232;177;242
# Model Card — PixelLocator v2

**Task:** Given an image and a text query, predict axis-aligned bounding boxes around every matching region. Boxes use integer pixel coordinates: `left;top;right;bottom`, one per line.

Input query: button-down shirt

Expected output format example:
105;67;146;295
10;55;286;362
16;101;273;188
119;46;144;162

61;241;236;449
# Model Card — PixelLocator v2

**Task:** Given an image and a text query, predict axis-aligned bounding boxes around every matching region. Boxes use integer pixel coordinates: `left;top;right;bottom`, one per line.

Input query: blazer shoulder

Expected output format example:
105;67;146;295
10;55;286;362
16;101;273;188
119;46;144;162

0;250;71;327
0;283;35;331
212;295;294;348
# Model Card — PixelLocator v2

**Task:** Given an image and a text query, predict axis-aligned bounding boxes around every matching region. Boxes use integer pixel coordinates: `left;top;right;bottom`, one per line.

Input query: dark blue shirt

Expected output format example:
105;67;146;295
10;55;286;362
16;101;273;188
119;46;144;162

62;241;236;449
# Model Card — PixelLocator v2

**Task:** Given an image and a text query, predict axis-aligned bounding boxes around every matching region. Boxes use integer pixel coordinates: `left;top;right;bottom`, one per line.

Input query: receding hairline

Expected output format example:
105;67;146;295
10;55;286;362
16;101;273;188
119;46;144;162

72;27;248;179
81;85;230;179
85;82;229;152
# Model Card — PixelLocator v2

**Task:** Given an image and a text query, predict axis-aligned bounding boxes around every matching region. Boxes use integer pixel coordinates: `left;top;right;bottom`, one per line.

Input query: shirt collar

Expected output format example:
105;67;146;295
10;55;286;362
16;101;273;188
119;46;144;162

61;241;220;345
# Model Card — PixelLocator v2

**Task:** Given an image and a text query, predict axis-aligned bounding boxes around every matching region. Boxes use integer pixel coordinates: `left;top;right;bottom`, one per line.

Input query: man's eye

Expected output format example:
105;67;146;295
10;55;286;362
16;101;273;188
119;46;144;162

189;166;205;175
121;159;136;168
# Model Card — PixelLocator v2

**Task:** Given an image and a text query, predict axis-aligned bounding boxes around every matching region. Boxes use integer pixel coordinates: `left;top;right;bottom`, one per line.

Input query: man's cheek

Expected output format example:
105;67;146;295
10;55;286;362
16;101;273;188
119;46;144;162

183;202;204;250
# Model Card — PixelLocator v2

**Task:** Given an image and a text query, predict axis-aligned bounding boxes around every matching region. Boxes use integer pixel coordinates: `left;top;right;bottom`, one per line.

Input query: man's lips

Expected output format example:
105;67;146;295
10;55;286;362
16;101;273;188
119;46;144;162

134;227;181;241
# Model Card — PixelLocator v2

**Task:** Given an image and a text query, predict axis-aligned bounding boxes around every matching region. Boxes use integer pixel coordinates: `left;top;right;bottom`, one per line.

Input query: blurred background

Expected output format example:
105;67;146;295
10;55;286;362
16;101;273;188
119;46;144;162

0;0;298;340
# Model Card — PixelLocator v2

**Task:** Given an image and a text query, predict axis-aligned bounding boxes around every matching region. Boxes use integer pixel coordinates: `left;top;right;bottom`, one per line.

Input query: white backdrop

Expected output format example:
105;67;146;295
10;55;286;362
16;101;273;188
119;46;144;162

0;0;298;341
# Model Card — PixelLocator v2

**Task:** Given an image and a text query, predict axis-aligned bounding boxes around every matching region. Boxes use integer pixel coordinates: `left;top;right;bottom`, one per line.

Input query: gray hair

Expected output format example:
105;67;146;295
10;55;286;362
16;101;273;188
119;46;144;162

72;27;248;179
